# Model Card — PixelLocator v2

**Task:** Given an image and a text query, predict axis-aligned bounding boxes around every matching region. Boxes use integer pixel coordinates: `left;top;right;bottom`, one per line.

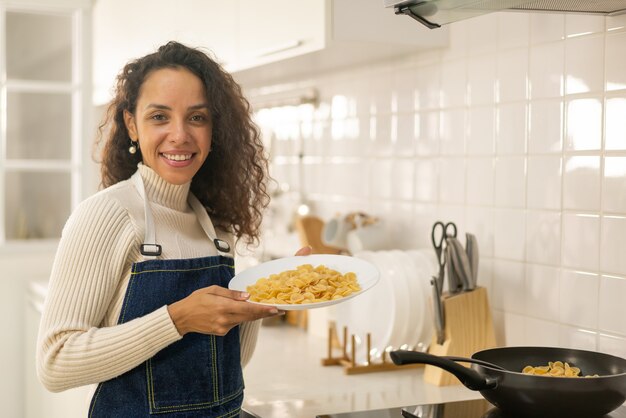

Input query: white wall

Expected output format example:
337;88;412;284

248;12;626;356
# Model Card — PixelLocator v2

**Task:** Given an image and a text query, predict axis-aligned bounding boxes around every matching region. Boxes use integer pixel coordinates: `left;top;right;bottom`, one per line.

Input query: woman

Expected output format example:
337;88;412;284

37;41;308;417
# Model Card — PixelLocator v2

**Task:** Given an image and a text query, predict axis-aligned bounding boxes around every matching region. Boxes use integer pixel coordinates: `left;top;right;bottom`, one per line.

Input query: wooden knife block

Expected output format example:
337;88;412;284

425;286;496;386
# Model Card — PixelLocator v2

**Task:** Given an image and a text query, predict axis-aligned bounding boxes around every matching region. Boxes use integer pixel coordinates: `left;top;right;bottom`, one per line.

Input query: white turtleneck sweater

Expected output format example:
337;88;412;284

37;164;260;393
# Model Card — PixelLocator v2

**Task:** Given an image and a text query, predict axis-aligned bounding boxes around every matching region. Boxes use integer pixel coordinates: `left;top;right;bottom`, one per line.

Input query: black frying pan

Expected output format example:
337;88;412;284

391;347;626;418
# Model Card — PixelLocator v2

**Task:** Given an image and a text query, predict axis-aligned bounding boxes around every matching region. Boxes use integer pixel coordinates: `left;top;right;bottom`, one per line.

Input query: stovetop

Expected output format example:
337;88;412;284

317;399;626;418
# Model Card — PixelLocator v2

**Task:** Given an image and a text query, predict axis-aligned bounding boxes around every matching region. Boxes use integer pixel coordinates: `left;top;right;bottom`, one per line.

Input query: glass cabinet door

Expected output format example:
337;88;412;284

4;172;71;240
6;11;73;82
1;3;90;244
6;92;73;160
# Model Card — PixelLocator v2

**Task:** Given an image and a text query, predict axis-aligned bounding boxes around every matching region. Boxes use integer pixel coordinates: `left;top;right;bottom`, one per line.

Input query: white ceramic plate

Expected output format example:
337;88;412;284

379;251;410;351
393;250;423;349
334;251;396;363
407;249;438;347
229;254;380;310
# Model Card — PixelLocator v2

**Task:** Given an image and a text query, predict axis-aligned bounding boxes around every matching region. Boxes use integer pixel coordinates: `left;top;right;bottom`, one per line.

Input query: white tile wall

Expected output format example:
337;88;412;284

250;12;626;352
565;98;603;151
525;210;561;265
529;42;564;99
530;13;565;44
525;264;560;320
496;102;526;154
528;99;563;153
527;156;561;209
559;270;599;329
562;214;600;271
564;35;604;95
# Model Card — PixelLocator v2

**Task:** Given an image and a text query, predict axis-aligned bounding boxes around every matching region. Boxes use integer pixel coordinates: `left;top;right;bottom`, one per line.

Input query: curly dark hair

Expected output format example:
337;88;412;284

96;41;269;243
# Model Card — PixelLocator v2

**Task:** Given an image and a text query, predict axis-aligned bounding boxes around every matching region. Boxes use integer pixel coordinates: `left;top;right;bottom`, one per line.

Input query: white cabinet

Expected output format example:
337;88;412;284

236;0;326;69
0;0;92;243
93;0;449;101
232;0;449;85
92;0;238;104
235;0;450;69
25;281;90;418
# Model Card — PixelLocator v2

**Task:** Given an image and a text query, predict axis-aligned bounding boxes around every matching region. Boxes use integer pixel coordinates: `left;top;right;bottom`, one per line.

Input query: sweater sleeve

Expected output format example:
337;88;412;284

36;195;182;392
239;320;261;367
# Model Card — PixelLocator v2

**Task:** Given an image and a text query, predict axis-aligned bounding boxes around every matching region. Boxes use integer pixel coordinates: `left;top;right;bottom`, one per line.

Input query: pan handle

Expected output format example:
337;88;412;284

390;350;498;391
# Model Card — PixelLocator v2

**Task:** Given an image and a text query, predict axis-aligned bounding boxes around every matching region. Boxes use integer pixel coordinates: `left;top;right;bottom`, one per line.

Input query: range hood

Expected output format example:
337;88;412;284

385;0;626;29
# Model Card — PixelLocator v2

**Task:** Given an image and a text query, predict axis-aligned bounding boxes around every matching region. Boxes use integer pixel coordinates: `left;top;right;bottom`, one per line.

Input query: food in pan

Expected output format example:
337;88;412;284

522;361;598;377
246;263;360;305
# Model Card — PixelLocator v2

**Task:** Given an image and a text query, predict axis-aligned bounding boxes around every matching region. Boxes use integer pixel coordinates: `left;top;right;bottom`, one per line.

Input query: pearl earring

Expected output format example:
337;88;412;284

129;140;138;155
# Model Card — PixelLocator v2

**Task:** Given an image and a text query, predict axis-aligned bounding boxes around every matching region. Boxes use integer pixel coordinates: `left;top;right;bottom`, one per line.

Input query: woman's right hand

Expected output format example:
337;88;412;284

167;286;282;336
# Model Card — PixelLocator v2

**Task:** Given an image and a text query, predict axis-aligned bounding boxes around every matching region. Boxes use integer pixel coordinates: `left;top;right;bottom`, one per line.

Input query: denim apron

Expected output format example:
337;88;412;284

88;171;243;417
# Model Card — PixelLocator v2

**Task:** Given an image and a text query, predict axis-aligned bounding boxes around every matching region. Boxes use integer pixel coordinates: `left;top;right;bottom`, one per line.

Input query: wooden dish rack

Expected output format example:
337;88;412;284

321;323;424;375
321;286;496;382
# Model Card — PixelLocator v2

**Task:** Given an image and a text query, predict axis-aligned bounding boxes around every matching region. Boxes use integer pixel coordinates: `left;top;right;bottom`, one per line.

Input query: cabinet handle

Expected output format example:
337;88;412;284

254;39;303;58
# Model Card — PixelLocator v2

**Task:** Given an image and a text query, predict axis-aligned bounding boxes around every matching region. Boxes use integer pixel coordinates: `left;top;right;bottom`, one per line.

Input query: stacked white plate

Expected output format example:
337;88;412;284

333;251;393;362
333;249;438;364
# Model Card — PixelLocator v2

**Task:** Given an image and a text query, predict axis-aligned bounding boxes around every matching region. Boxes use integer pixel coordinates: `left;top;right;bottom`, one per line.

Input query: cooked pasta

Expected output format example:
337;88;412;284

522;361;598;378
246;263;360;305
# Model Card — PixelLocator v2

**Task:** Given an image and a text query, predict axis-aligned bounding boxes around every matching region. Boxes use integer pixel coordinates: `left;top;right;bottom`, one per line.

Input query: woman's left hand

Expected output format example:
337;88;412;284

294;246;312;256
167;245;313;336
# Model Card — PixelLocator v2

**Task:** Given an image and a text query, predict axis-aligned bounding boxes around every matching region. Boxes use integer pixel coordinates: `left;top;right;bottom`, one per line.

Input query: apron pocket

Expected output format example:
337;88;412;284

146;333;220;414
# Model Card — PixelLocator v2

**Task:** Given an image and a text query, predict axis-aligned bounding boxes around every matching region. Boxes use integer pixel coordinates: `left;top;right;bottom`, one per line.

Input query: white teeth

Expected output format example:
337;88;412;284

163;153;192;161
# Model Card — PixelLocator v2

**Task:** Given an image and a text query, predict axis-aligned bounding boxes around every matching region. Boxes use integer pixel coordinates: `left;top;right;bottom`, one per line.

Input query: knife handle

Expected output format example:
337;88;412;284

431;277;445;345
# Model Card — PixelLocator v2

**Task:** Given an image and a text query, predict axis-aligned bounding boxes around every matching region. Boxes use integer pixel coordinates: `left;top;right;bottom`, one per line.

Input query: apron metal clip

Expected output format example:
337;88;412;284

213;239;231;253
140;243;162;256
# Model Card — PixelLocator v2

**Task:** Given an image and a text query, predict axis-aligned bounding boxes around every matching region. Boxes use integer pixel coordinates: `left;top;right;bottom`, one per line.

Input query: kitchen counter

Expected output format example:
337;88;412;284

242;323;481;418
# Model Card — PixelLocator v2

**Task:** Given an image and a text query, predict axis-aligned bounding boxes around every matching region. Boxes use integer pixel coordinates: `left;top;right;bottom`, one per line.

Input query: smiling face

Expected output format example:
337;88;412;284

124;67;212;185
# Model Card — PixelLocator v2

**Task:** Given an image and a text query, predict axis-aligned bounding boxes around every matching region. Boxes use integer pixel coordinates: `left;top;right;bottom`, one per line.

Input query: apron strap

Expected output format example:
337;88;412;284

187;194;232;254
132;172;161;259
131;171;231;260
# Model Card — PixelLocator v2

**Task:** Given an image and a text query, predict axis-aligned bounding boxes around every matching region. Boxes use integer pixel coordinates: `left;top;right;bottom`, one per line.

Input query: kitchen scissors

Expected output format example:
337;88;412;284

431;221;457;291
